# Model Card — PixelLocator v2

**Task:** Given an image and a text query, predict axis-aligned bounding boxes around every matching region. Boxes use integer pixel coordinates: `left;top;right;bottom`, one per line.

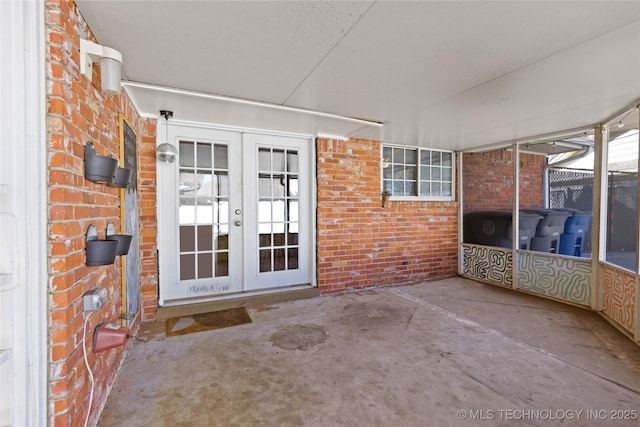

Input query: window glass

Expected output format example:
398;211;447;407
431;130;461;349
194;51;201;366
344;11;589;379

605;108;639;271
256;147;300;272
382;145;454;200
178;140;230;279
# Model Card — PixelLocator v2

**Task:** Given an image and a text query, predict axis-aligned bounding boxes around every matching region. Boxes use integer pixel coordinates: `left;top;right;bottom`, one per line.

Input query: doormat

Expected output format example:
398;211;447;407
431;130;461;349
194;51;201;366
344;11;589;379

166;307;252;337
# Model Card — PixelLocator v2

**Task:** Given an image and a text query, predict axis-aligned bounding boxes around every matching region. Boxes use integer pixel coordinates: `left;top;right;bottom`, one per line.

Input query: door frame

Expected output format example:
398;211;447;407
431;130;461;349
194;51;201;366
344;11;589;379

157;120;317;306
0;1;47;425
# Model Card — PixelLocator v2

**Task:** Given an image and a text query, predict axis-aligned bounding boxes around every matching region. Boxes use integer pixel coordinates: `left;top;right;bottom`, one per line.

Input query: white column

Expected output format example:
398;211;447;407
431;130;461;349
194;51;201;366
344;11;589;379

512;143;520;290
0;1;47;426
592;125;605;311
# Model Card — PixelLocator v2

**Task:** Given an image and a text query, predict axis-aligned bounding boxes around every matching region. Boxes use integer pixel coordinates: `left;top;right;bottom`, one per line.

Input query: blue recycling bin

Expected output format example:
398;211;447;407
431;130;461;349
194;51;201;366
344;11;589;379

555;209;592;257
522;209;572;254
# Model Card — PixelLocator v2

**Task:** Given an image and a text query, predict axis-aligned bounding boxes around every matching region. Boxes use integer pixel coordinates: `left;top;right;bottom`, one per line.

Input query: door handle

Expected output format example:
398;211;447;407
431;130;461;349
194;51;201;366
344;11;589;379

234;220;242;226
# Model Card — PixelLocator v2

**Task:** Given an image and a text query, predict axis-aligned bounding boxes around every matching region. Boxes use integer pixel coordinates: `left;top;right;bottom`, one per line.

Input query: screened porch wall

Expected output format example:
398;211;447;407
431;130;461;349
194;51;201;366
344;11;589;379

460;111;640;344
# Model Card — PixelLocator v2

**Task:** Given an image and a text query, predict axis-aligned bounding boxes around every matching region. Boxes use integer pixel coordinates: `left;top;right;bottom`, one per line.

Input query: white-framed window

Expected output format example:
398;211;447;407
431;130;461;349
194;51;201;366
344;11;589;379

382;144;454;200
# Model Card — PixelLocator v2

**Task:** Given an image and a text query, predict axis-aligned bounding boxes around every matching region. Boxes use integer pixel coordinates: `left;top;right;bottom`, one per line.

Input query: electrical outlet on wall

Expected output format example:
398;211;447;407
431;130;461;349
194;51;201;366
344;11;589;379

83;288;107;311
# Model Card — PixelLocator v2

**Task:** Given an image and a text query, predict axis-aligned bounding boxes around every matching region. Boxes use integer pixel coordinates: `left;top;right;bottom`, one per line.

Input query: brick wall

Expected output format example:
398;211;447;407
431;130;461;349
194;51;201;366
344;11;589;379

316;138;458;294
137;120;159;321
462;150;546;212
47;1;155;425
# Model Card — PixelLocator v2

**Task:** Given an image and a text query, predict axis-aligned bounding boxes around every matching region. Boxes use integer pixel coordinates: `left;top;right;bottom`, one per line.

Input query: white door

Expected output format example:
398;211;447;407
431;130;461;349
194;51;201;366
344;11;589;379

158;124;313;304
243;133;312;291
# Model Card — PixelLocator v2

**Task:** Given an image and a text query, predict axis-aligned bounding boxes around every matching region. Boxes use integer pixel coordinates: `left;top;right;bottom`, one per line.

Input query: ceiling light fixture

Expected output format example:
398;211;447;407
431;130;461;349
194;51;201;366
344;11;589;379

80;39;123;95
612;107;637;129
156;110;177;163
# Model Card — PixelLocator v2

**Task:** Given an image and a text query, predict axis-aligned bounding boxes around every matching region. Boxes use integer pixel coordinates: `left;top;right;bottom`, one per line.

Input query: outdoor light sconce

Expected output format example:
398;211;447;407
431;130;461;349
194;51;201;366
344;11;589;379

156;110;177;163
80;39;123;95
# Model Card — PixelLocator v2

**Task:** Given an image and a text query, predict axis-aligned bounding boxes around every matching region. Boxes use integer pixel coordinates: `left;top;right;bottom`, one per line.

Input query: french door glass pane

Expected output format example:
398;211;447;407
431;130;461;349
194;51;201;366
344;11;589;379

259;174;271;197
258;150;270;170
197;144;212;168
273;150;285;172
179;142;195;167
180;226;195;252
287;152;299;173
288;248;299;269
257;147;300;273
273;177;285;197
197;225;212;251
178;140;230;280
215;253;228;277
274;249;286;271
198;253;213;278
214;145;228;169
180;254;195;280
288;177;299;197
260;249;271;272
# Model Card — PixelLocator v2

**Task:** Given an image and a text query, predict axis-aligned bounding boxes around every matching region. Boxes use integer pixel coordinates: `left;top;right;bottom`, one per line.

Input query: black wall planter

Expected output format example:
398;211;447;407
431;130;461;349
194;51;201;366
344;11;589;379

86;224;119;266
107;235;132;255
108;167;132;188
85;142;118;183
106;222;133;256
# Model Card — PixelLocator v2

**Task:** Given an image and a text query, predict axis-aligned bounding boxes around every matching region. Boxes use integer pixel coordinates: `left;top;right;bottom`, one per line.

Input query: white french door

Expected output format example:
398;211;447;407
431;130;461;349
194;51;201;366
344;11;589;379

242;133;312;291
158;124;313;304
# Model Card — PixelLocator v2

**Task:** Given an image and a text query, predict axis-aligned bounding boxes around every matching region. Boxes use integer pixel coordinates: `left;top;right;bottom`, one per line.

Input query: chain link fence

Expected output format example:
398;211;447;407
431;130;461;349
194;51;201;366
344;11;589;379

549;167;638;255
607;172;638;254
549;167;594;253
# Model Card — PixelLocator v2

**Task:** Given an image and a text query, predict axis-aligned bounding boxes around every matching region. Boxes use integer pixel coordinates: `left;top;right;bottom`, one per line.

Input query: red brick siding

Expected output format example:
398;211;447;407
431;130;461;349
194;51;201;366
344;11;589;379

316;138;458;294
46;1;155;426
136;120;159;321
462;150;546;212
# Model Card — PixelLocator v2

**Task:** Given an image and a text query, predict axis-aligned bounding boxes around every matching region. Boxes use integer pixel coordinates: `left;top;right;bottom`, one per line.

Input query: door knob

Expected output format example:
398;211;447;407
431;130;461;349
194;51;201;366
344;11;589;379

234;220;242;226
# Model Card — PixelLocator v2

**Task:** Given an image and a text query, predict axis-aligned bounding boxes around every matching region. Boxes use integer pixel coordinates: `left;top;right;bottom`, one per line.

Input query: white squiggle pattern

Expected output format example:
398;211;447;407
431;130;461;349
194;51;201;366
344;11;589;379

517;252;591;306
603;265;635;333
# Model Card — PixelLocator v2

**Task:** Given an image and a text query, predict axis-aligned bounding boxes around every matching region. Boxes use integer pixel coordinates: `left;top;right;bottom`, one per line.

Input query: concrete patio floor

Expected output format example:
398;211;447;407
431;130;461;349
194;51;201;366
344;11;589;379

98;277;640;427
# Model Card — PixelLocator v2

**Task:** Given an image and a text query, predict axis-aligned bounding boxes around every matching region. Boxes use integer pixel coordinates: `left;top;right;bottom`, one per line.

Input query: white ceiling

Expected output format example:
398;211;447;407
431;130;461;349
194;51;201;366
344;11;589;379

76;1;640;151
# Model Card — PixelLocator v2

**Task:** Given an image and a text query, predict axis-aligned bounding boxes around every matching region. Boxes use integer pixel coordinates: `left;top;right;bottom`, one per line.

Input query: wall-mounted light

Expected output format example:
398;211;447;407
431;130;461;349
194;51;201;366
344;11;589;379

80;39;123;95
612;108;636;129
156;110;177;163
